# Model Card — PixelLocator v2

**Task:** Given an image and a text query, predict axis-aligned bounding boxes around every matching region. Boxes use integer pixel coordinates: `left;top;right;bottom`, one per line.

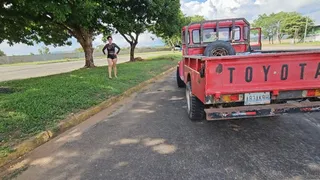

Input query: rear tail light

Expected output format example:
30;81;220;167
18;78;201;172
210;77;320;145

302;90;320;97
221;94;243;102
232;112;257;117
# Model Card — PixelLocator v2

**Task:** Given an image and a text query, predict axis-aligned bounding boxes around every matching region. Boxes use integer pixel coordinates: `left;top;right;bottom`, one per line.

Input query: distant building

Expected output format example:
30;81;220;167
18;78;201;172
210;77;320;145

311;24;320;35
305;25;320;42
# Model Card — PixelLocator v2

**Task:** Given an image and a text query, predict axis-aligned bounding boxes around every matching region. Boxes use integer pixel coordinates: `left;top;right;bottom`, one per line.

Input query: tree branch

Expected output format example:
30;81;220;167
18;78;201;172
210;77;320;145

120;33;132;44
57;22;75;35
135;33;140;44
128;33;135;42
78;27;88;42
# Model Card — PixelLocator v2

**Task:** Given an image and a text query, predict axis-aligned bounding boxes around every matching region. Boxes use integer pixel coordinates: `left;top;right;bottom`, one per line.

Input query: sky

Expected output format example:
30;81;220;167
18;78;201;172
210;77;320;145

1;0;320;56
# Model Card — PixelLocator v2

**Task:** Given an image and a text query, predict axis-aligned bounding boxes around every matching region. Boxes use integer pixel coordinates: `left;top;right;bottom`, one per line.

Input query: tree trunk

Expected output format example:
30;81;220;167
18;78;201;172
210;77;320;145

170;40;175;52
83;44;95;68
75;30;95;68
120;33;139;62
278;35;282;44
130;43;137;62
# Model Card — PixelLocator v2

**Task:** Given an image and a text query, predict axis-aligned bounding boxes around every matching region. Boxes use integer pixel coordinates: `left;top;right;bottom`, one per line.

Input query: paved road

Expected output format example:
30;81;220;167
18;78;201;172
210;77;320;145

0;52;172;82
14;73;320;180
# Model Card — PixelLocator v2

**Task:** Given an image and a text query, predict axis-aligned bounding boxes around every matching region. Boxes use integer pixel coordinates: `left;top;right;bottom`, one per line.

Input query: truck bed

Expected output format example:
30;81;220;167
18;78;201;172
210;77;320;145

203;50;320;95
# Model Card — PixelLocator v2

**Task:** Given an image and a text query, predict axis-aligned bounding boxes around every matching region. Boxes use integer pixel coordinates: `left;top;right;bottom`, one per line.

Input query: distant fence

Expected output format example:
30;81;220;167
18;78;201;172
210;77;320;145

261;34;320;44
305;35;320;42
0;47;171;65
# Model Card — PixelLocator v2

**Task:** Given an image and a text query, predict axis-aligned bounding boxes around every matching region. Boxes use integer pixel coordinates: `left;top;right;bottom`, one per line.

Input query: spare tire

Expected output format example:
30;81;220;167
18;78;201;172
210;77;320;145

203;40;236;56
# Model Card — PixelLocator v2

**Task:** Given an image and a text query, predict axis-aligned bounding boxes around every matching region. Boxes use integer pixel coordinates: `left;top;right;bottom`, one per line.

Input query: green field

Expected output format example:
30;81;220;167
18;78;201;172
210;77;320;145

0;54;181;157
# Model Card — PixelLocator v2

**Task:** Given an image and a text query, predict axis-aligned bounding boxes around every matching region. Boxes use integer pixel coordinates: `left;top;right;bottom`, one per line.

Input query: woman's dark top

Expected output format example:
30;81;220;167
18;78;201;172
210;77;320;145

102;43;121;56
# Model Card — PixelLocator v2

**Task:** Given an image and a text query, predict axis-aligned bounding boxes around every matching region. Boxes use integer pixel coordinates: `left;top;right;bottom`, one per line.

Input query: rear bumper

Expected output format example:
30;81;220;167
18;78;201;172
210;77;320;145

205;101;320;120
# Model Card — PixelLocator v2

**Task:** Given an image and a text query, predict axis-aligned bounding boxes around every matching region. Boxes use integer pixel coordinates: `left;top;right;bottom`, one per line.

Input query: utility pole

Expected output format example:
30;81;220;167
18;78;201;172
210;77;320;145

304;18;308;43
277;21;281;44
293;26;299;44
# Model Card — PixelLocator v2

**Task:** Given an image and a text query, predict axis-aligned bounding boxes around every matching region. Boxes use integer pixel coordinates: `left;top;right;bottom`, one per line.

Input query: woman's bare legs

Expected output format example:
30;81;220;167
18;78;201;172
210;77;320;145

107;58;113;78
112;58;118;78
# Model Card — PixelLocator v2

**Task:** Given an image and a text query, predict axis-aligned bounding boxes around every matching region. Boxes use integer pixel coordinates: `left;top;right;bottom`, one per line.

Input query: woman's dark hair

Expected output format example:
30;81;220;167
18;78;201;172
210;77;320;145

107;36;112;40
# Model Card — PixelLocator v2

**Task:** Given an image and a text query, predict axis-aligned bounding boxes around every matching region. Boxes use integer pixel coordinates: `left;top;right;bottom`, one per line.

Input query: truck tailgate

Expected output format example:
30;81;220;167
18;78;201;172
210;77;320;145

205;51;320;95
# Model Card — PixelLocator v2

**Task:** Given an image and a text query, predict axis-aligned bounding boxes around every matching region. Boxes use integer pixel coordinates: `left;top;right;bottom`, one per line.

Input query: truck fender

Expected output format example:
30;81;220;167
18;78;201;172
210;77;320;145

177;61;184;81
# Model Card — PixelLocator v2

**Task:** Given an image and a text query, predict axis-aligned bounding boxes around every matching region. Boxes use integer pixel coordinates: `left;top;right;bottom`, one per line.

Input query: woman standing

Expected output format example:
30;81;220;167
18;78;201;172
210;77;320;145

102;36;121;79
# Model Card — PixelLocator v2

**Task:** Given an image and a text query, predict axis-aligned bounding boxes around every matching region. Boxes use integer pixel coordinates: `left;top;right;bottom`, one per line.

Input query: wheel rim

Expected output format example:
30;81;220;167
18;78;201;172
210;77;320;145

186;85;191;113
211;48;228;56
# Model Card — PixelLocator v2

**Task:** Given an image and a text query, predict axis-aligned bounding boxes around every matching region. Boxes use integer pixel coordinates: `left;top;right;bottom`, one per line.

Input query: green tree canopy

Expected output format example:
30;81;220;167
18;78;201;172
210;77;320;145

253;13;278;44
0;0;112;67
38;46;50;55
155;14;205;50
104;0;181;61
185;15;206;24
282;12;314;40
0;49;6;56
253;12;314;44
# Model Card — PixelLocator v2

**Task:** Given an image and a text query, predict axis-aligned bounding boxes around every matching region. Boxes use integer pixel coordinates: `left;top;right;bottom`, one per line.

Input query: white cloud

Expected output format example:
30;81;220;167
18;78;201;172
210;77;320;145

181;0;320;23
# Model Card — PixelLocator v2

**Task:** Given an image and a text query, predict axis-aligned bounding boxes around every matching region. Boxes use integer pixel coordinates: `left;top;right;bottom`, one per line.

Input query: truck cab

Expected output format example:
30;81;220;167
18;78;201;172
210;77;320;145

181;18;261;56
177;18;320;121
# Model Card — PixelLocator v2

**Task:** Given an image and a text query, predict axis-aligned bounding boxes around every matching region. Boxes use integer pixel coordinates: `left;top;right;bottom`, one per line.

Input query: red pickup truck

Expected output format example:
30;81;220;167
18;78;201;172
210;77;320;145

177;18;320;121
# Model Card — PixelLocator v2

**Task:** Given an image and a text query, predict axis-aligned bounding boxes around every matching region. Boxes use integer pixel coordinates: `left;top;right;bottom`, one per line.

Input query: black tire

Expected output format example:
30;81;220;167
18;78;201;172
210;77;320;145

204;40;236;56
177;67;185;88
186;82;205;121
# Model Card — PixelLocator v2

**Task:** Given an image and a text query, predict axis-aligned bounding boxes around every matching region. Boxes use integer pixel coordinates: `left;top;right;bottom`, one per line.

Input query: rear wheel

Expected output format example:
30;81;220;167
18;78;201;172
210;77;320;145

176;67;185;88
186;81;205;121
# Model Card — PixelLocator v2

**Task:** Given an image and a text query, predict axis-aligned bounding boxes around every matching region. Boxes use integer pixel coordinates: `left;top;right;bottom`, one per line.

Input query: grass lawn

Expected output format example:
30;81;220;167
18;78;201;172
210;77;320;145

0;54;181;157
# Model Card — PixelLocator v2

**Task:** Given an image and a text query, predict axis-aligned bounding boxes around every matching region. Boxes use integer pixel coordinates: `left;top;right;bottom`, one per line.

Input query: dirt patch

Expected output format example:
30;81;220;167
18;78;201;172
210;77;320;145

0;87;15;94
134;57;144;61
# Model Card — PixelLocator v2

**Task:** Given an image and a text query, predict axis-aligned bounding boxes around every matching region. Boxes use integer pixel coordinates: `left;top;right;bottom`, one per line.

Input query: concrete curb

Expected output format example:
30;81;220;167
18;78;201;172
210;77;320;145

0;66;176;168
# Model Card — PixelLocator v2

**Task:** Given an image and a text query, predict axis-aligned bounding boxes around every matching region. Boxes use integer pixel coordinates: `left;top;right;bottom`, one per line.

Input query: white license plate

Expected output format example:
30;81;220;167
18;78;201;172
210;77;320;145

244;92;271;105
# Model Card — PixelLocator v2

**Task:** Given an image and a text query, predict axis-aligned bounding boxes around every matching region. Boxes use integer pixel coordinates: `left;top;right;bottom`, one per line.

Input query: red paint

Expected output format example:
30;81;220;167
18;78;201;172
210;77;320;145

307;90;316;96
272;90;279;96
180;51;320;104
204;51;320;96
230;94;239;101
246;112;257;116
178;18;320;120
182;19;252;55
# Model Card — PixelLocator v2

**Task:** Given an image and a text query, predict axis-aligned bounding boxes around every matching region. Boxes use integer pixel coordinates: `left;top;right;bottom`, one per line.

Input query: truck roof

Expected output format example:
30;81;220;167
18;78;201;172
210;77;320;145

182;18;250;30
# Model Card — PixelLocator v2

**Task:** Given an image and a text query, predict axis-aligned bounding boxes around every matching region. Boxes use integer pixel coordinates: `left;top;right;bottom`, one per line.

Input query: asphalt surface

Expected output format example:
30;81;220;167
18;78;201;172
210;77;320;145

14;73;320;180
0;52;171;82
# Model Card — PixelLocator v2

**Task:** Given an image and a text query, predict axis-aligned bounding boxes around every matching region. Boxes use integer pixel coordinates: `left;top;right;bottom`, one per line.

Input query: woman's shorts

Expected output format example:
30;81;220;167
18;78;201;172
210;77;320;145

107;54;117;60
